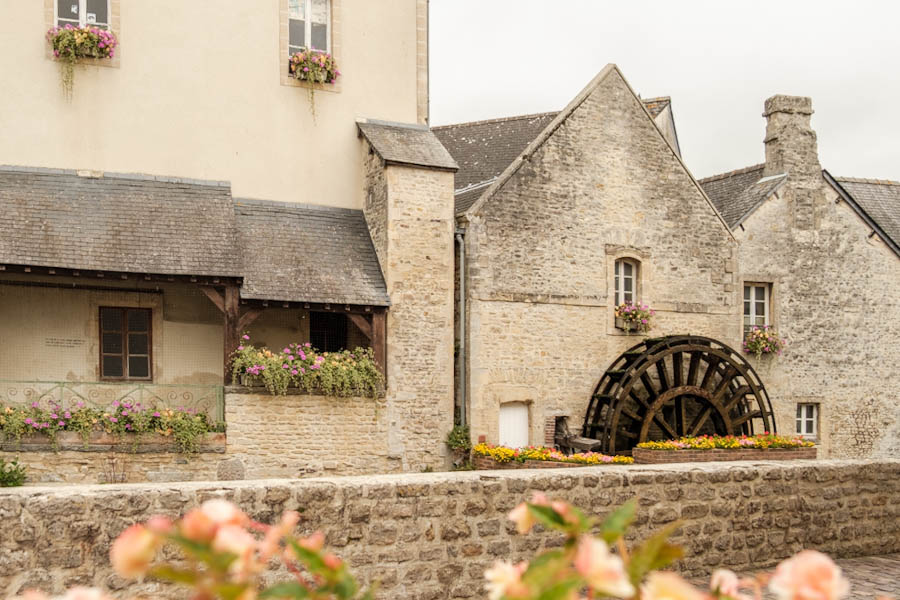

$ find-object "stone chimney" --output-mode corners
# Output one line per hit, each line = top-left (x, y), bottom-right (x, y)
(762, 95), (821, 182)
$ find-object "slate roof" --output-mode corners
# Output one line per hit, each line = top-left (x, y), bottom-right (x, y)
(0, 166), (240, 276)
(833, 177), (900, 250)
(433, 98), (678, 215)
(357, 120), (458, 172)
(234, 199), (389, 306)
(698, 164), (788, 228)
(642, 96), (670, 118)
(0, 166), (389, 306)
(432, 112), (558, 213)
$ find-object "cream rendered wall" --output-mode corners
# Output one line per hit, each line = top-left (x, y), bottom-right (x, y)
(0, 0), (423, 208)
(0, 277), (222, 384)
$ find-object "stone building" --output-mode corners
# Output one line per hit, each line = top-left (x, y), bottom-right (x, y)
(436, 69), (899, 460)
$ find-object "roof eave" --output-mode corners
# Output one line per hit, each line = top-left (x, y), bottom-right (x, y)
(824, 170), (900, 259)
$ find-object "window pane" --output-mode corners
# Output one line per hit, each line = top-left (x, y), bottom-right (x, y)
(614, 261), (619, 277)
(805, 420), (813, 434)
(624, 278), (632, 294)
(743, 301), (751, 316)
(58, 0), (80, 21)
(128, 356), (149, 378)
(102, 332), (122, 354)
(806, 405), (814, 419)
(289, 0), (304, 18)
(623, 262), (633, 277)
(100, 307), (123, 331)
(127, 310), (149, 332)
(311, 23), (327, 51)
(129, 333), (149, 355)
(289, 18), (306, 49)
(756, 301), (765, 316)
(624, 291), (633, 304)
(103, 355), (123, 378)
(743, 286), (750, 301)
(85, 0), (108, 25)
(311, 0), (328, 23)
(796, 405), (802, 418)
(796, 420), (802, 434)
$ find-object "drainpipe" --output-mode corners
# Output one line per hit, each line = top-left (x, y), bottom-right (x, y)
(455, 229), (466, 426)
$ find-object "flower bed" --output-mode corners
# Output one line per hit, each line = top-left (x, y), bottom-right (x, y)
(0, 400), (220, 453)
(633, 433), (816, 463)
(472, 443), (633, 470)
(1, 431), (225, 454)
(231, 337), (383, 397)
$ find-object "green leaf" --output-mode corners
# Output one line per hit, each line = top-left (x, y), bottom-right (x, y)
(527, 503), (567, 531)
(215, 583), (253, 600)
(536, 577), (582, 600)
(627, 521), (684, 587)
(288, 540), (328, 574)
(148, 565), (198, 585)
(598, 499), (637, 544)
(260, 582), (311, 599)
(169, 534), (237, 573)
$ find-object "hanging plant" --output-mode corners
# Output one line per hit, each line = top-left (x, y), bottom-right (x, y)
(742, 325), (785, 358)
(289, 49), (340, 119)
(614, 302), (655, 333)
(46, 25), (118, 100)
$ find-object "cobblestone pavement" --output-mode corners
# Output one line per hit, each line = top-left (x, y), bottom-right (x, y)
(693, 554), (900, 598)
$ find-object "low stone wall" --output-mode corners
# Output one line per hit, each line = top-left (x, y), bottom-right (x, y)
(0, 391), (398, 484)
(1, 459), (897, 599)
(633, 447), (817, 464)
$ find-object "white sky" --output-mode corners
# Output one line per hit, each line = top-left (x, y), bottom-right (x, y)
(429, 0), (900, 180)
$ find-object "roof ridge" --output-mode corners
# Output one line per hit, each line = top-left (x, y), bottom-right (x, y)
(697, 163), (765, 184)
(233, 197), (362, 215)
(432, 111), (558, 131)
(834, 176), (900, 186)
(0, 164), (231, 188)
(641, 96), (671, 103)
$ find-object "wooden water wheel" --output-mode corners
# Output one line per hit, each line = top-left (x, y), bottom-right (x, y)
(580, 335), (776, 454)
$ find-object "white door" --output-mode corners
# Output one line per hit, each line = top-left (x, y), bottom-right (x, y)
(499, 403), (529, 448)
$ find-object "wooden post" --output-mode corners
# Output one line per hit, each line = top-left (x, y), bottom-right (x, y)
(371, 309), (387, 379)
(223, 285), (241, 385)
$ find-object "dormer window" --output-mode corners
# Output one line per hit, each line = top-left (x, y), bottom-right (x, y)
(289, 0), (331, 55)
(614, 258), (639, 305)
(56, 0), (110, 29)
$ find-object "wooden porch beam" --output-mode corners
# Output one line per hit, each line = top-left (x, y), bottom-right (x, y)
(199, 286), (225, 313)
(223, 285), (241, 385)
(237, 307), (263, 332)
(347, 313), (373, 340)
(371, 309), (387, 377)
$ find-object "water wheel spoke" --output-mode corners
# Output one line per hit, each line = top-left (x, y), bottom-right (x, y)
(629, 390), (650, 410)
(712, 366), (738, 401)
(673, 352), (683, 387)
(653, 413), (678, 439)
(621, 406), (641, 422)
(724, 385), (751, 411)
(732, 410), (762, 427)
(687, 405), (712, 436)
(700, 356), (721, 390)
(656, 358), (670, 392)
(640, 373), (658, 401)
(687, 352), (701, 386)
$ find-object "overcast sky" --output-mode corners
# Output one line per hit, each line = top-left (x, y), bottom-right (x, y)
(429, 0), (900, 180)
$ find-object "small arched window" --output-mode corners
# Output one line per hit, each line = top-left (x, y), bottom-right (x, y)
(614, 258), (639, 306)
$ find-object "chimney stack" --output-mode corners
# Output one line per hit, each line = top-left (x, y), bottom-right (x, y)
(762, 95), (820, 182)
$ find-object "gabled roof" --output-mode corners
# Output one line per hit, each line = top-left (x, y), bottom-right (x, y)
(830, 175), (900, 255)
(0, 165), (240, 277)
(433, 88), (688, 215)
(434, 64), (732, 235)
(698, 164), (788, 228)
(698, 163), (900, 259)
(357, 120), (458, 172)
(235, 199), (389, 306)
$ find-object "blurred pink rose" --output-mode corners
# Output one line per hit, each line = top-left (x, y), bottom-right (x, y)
(573, 536), (635, 598)
(109, 524), (160, 577)
(642, 572), (706, 600)
(484, 560), (528, 600)
(769, 550), (850, 600)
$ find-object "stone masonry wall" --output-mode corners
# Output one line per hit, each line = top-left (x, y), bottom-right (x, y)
(463, 67), (739, 445)
(1, 459), (897, 599)
(737, 182), (900, 459)
(380, 164), (456, 470)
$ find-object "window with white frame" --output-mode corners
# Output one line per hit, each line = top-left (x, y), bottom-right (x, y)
(743, 283), (770, 334)
(796, 403), (818, 438)
(56, 0), (110, 29)
(289, 0), (331, 55)
(614, 258), (639, 306)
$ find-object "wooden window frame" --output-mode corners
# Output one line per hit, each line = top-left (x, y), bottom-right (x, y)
(743, 283), (771, 335)
(795, 403), (818, 439)
(99, 306), (153, 381)
(55, 0), (111, 28)
(280, 0), (341, 90)
(288, 0), (332, 56)
(614, 258), (639, 306)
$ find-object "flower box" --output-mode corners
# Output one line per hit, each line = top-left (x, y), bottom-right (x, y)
(472, 455), (614, 470)
(632, 446), (816, 464)
(0, 431), (225, 454)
